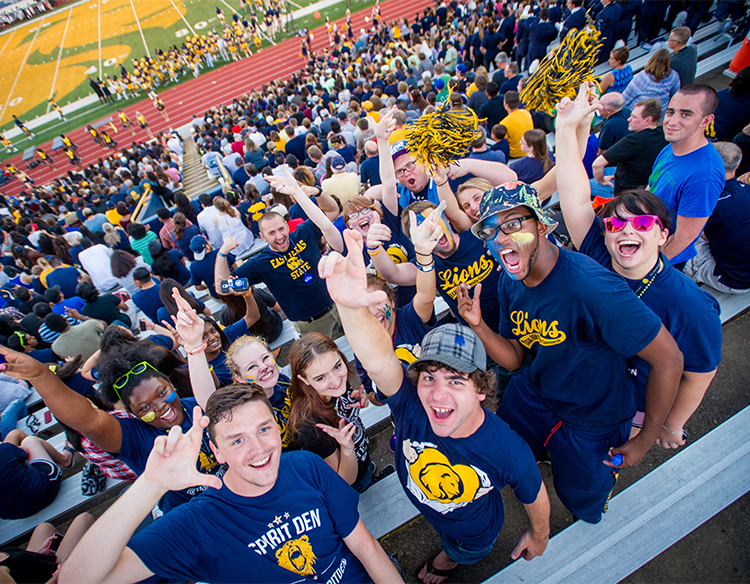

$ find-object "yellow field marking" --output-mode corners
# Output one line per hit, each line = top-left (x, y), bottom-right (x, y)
(0, 15), (47, 125)
(49, 7), (75, 111)
(128, 0), (150, 57)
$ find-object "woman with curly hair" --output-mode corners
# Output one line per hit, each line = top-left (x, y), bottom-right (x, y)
(0, 343), (220, 513)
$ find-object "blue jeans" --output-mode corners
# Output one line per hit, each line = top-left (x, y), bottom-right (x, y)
(0, 399), (27, 440)
(498, 383), (630, 524)
(351, 456), (374, 493)
(440, 532), (496, 565)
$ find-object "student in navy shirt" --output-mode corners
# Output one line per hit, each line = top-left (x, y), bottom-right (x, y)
(45, 286), (85, 316)
(456, 177), (683, 524)
(60, 386), (402, 584)
(555, 87), (721, 448)
(683, 142), (750, 294)
(319, 230), (550, 581)
(217, 171), (344, 337)
(45, 257), (79, 298)
(343, 196), (416, 307)
(132, 268), (164, 324)
(188, 235), (236, 300)
(0, 346), (224, 515)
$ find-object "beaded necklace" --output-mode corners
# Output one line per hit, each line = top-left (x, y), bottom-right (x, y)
(634, 257), (662, 299)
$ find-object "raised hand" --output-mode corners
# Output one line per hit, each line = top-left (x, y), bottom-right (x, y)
(0, 345), (52, 383)
(170, 287), (204, 350)
(365, 223), (392, 249)
(446, 160), (470, 180)
(316, 418), (356, 453)
(219, 237), (239, 255)
(555, 82), (601, 130)
(347, 387), (370, 410)
(142, 406), (223, 492)
(409, 200), (447, 256)
(319, 230), (388, 310)
(457, 283), (483, 328)
(373, 105), (398, 140)
(266, 166), (303, 197)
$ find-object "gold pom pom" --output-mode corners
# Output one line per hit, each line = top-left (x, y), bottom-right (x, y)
(520, 26), (603, 113)
(405, 91), (480, 169)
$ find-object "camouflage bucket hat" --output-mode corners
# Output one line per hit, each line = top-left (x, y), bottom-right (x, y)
(470, 182), (558, 239)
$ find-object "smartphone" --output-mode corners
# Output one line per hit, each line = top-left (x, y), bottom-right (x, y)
(0, 354), (5, 365)
(44, 410), (52, 424)
(220, 278), (250, 294)
(138, 319), (147, 332)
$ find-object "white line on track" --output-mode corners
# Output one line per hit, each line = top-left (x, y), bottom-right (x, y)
(287, 0), (303, 8)
(48, 7), (74, 112)
(0, 15), (47, 125)
(97, 0), (102, 77)
(128, 0), (150, 58)
(168, 0), (196, 35)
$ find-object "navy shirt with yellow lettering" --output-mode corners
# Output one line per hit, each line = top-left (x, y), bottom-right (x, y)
(434, 233), (500, 331)
(498, 248), (662, 429)
(128, 451), (370, 583)
(232, 220), (332, 322)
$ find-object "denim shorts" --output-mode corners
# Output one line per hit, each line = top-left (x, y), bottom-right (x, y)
(440, 532), (496, 565)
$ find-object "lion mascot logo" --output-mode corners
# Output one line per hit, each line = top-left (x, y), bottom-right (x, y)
(275, 536), (317, 577)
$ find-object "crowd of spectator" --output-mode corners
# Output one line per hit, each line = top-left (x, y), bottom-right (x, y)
(0, 0), (749, 582)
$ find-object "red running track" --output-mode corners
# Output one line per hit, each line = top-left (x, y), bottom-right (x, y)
(2, 0), (433, 198)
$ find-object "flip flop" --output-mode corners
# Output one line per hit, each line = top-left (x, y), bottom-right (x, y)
(62, 445), (77, 469)
(419, 554), (457, 584)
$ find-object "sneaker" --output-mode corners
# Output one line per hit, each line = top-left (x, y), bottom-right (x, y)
(371, 464), (395, 485)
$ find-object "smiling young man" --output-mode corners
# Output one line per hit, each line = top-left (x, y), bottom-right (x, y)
(60, 385), (402, 584)
(648, 84), (725, 267)
(320, 229), (550, 584)
(215, 169), (344, 337)
(456, 181), (683, 524)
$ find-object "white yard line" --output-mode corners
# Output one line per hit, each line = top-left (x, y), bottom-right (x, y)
(48, 7), (74, 112)
(0, 15), (46, 124)
(168, 0), (195, 35)
(287, 0), (303, 8)
(0, 28), (15, 58)
(97, 0), (102, 77)
(128, 0), (150, 58)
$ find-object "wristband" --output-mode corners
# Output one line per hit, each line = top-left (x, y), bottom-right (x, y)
(435, 180), (448, 187)
(367, 246), (383, 257)
(218, 252), (229, 257)
(416, 262), (435, 272)
(185, 342), (207, 355)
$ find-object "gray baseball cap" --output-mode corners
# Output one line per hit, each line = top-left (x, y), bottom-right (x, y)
(408, 324), (486, 373)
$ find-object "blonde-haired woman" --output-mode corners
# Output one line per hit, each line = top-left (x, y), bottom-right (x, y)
(622, 48), (680, 118)
(211, 197), (254, 256)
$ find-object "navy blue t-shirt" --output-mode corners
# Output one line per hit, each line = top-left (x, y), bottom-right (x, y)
(133, 283), (164, 324)
(580, 219), (722, 409)
(207, 318), (249, 386)
(128, 451), (370, 584)
(233, 220), (332, 322)
(704, 178), (750, 290)
(382, 367), (542, 548)
(190, 249), (236, 300)
(51, 296), (85, 315)
(46, 266), (80, 299)
(434, 233), (500, 332)
(116, 397), (224, 513)
(499, 248), (662, 429)
(598, 108), (631, 152)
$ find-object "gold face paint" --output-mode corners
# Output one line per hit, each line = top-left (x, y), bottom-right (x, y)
(509, 232), (535, 245)
(141, 412), (156, 423)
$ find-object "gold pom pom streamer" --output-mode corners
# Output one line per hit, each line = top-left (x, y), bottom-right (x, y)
(405, 91), (480, 169)
(520, 25), (602, 114)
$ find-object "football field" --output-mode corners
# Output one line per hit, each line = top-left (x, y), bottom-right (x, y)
(0, 0), (319, 131)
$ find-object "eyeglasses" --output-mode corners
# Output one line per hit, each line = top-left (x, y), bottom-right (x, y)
(603, 215), (663, 233)
(348, 208), (374, 221)
(394, 161), (417, 178)
(113, 361), (159, 400)
(476, 215), (535, 241)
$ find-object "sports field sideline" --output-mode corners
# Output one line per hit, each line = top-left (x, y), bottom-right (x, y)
(0, 0), (330, 130)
